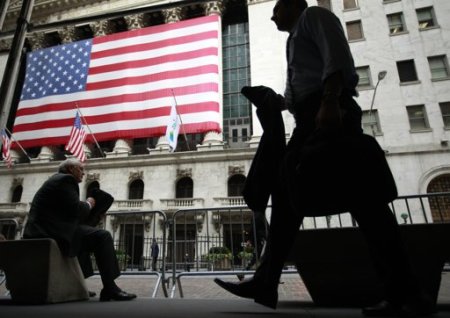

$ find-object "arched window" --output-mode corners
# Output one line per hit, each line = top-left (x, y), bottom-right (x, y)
(427, 174), (450, 222)
(86, 181), (100, 198)
(228, 174), (246, 197)
(176, 177), (193, 198)
(11, 185), (23, 203)
(129, 179), (144, 200)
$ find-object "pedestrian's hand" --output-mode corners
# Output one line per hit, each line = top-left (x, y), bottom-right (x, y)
(316, 96), (342, 130)
(86, 197), (96, 209)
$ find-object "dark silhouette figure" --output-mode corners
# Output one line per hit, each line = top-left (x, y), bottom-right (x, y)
(214, 1), (434, 317)
(151, 239), (159, 271)
(23, 158), (136, 302)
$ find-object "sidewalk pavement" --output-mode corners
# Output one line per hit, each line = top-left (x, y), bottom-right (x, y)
(85, 271), (450, 302)
(1, 272), (450, 318)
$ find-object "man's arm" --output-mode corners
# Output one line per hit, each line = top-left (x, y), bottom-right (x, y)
(316, 71), (343, 130)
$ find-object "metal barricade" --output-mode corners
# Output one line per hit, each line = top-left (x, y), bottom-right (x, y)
(102, 210), (168, 298)
(167, 192), (450, 298)
(0, 218), (19, 293)
(168, 207), (269, 298)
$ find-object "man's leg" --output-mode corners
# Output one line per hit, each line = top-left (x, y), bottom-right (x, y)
(350, 204), (434, 316)
(215, 151), (303, 308)
(79, 226), (136, 301)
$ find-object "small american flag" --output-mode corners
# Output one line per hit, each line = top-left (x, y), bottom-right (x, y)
(65, 112), (87, 162)
(1, 129), (13, 168)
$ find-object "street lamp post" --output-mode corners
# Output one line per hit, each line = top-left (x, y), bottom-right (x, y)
(368, 70), (387, 136)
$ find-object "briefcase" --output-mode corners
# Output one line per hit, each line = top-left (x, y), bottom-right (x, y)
(293, 131), (397, 216)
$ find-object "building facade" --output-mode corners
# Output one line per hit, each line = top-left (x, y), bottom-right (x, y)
(0, 0), (449, 265)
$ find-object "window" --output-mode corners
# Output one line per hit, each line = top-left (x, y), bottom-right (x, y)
(407, 105), (430, 131)
(416, 7), (437, 30)
(356, 66), (371, 88)
(317, 0), (332, 11)
(222, 22), (251, 145)
(228, 174), (246, 197)
(396, 60), (418, 83)
(343, 0), (358, 10)
(232, 128), (238, 142)
(11, 185), (23, 203)
(129, 179), (144, 200)
(428, 56), (449, 80)
(387, 13), (406, 34)
(362, 110), (382, 135)
(176, 177), (193, 198)
(346, 20), (364, 41)
(440, 102), (450, 128)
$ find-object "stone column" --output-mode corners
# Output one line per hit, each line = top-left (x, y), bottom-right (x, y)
(0, 38), (12, 51)
(27, 32), (46, 50)
(31, 146), (58, 162)
(124, 13), (146, 30)
(197, 1), (226, 151)
(152, 7), (186, 154)
(57, 26), (76, 44)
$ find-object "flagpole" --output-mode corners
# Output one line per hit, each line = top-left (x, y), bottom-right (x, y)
(5, 127), (32, 161)
(171, 89), (190, 151)
(75, 104), (106, 158)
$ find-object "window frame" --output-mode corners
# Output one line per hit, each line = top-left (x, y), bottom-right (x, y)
(396, 59), (419, 84)
(406, 105), (431, 132)
(346, 20), (364, 42)
(427, 55), (450, 81)
(416, 7), (438, 30)
(343, 0), (359, 11)
(362, 110), (383, 136)
(355, 65), (372, 89)
(439, 102), (450, 129)
(387, 12), (407, 35)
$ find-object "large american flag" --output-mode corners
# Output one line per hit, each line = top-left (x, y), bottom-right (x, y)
(12, 15), (221, 148)
(65, 112), (87, 162)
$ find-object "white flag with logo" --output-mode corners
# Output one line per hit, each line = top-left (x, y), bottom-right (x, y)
(165, 97), (181, 152)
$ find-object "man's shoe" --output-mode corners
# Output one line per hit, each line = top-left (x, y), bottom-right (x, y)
(88, 291), (96, 297)
(214, 278), (278, 309)
(362, 300), (398, 317)
(99, 289), (137, 302)
(363, 299), (436, 317)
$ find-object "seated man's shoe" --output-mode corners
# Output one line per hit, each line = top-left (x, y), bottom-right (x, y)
(214, 277), (278, 309)
(99, 288), (137, 302)
(88, 291), (96, 298)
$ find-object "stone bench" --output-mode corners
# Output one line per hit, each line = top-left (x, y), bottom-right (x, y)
(0, 238), (89, 304)
(289, 223), (450, 307)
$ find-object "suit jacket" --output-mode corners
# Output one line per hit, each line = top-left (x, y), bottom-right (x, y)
(241, 86), (286, 212)
(23, 173), (91, 257)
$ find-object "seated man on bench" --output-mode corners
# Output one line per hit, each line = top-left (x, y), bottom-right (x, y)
(23, 158), (136, 302)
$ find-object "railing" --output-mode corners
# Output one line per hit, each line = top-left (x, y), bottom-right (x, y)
(0, 218), (19, 291)
(160, 198), (204, 208)
(5, 192), (442, 298)
(96, 192), (450, 298)
(103, 210), (168, 298)
(213, 197), (246, 206)
(112, 199), (153, 211)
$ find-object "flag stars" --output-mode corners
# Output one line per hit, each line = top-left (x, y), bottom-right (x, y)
(21, 39), (91, 100)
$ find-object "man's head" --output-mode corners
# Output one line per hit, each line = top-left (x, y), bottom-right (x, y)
(271, 0), (308, 32)
(59, 158), (85, 183)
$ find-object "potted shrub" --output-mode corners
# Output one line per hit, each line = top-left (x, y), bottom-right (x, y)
(204, 246), (232, 270)
(115, 250), (131, 271)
